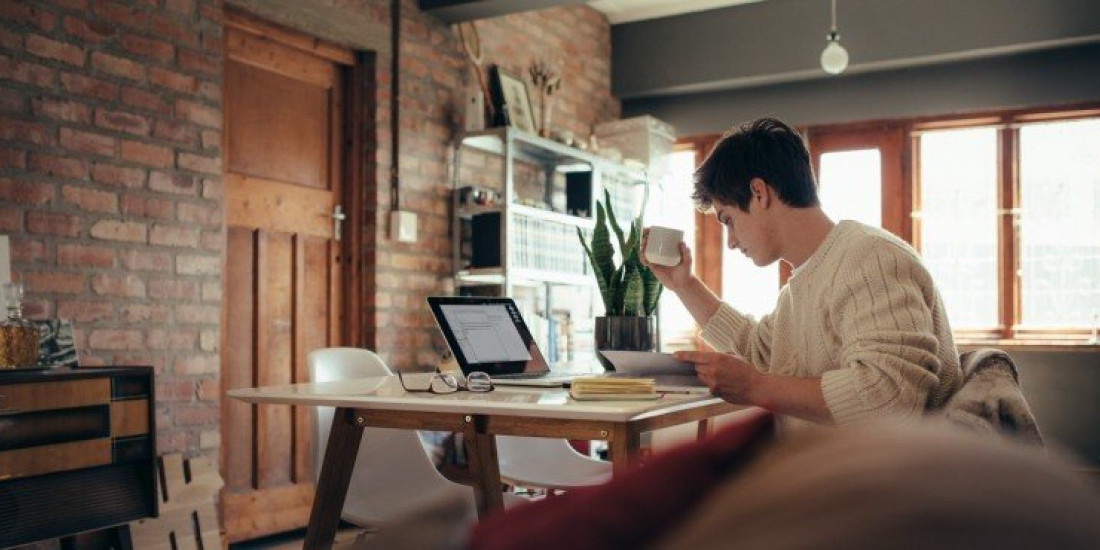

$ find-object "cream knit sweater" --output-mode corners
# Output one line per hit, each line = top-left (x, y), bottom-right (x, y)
(701, 220), (962, 426)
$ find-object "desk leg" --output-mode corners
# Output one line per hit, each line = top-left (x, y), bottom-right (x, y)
(304, 407), (365, 550)
(607, 424), (641, 476)
(697, 418), (711, 440)
(463, 416), (504, 517)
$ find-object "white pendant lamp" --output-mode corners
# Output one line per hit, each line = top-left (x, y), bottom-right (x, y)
(820, 0), (849, 74)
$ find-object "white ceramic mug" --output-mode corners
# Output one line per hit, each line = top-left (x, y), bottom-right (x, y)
(645, 226), (684, 267)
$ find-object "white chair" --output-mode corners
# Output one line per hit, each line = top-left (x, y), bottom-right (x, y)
(495, 436), (612, 490)
(308, 347), (480, 527)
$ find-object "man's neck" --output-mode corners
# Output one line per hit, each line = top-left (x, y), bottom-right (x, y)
(777, 206), (836, 269)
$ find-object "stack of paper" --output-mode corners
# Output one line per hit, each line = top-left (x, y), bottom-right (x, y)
(569, 377), (658, 401)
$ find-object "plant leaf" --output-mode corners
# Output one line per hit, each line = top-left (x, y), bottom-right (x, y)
(641, 263), (662, 316)
(604, 188), (628, 255)
(622, 264), (644, 316)
(577, 227), (612, 312)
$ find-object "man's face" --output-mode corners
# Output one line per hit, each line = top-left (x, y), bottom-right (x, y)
(714, 195), (776, 267)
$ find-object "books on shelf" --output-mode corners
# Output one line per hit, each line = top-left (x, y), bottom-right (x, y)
(569, 376), (658, 401)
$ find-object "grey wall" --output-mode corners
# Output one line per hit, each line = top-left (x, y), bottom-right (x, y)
(623, 41), (1100, 135)
(1012, 350), (1100, 467)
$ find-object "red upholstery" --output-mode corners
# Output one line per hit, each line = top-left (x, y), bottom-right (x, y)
(468, 408), (775, 550)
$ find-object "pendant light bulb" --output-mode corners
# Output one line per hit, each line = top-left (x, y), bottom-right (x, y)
(821, 31), (848, 74)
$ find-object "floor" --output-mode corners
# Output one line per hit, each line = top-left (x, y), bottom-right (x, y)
(229, 527), (365, 549)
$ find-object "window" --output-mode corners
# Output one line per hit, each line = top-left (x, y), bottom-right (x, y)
(646, 149), (699, 350)
(818, 149), (883, 227)
(1018, 119), (1100, 328)
(917, 127), (1000, 328)
(914, 112), (1100, 341)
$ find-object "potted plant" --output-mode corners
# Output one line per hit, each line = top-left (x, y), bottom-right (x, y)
(577, 189), (662, 369)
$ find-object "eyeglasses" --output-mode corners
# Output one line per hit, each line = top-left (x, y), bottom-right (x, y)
(397, 371), (494, 394)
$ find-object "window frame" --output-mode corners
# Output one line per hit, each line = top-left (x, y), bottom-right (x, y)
(682, 102), (1100, 349)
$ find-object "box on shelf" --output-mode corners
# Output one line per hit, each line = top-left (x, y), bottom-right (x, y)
(594, 115), (676, 166)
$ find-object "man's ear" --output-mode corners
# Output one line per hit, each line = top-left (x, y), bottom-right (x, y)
(750, 178), (771, 207)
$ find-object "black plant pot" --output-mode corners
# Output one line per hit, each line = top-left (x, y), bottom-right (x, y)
(595, 315), (656, 370)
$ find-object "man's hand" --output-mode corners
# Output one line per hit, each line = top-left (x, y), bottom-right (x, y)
(674, 350), (763, 405)
(641, 227), (695, 292)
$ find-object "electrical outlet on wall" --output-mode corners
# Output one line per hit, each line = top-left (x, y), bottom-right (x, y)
(389, 210), (417, 243)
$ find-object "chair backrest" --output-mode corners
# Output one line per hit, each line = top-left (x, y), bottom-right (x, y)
(307, 347), (472, 526)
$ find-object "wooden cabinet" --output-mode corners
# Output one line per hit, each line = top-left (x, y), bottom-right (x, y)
(0, 367), (156, 548)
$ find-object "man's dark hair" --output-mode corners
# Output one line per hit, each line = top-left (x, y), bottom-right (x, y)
(693, 117), (819, 212)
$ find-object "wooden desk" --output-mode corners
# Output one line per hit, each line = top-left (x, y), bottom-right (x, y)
(230, 376), (736, 550)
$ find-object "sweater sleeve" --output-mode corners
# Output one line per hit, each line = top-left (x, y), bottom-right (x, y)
(820, 241), (943, 424)
(700, 302), (774, 371)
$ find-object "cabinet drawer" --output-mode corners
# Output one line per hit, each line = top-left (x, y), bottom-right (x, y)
(0, 405), (110, 451)
(0, 378), (110, 413)
(0, 438), (112, 479)
(111, 399), (150, 437)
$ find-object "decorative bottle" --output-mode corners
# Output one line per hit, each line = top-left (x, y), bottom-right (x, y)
(0, 283), (39, 369)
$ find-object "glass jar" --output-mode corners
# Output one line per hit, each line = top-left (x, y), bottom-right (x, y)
(0, 283), (39, 369)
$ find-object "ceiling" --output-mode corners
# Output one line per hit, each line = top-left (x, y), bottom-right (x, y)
(587, 0), (763, 24)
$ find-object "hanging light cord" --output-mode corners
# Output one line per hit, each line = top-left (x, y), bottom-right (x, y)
(830, 0), (838, 33)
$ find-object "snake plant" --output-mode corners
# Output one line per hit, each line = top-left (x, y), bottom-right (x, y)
(577, 189), (662, 316)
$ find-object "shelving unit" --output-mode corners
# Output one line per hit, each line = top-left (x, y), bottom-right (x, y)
(451, 126), (647, 365)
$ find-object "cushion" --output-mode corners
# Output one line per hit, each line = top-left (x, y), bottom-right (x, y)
(468, 407), (775, 550)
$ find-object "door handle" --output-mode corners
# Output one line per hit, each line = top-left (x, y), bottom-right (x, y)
(330, 204), (347, 241)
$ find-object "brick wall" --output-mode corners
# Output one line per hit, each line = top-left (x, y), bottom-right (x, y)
(0, 0), (224, 456)
(1, 0), (618, 463)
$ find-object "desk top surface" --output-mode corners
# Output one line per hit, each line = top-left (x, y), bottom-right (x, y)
(228, 375), (726, 422)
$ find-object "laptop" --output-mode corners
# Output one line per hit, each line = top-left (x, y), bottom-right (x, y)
(427, 296), (709, 393)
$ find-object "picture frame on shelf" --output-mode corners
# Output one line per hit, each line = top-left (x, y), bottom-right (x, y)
(488, 65), (537, 134)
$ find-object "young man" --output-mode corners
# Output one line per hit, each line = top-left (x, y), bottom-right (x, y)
(643, 117), (962, 429)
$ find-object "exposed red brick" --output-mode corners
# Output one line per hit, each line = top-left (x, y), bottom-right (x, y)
(28, 152), (88, 179)
(60, 72), (118, 101)
(0, 116), (51, 145)
(32, 96), (92, 123)
(201, 282), (221, 303)
(60, 127), (116, 157)
(164, 0), (196, 16)
(0, 148), (26, 170)
(177, 201), (219, 227)
(199, 129), (220, 150)
(25, 34), (85, 66)
(174, 354), (218, 375)
(120, 139), (173, 168)
(153, 119), (198, 145)
(120, 87), (170, 114)
(61, 16), (117, 44)
(88, 329), (144, 350)
(24, 271), (85, 294)
(57, 300), (116, 322)
(201, 177), (223, 200)
(91, 162), (146, 188)
(177, 48), (219, 76)
(61, 184), (118, 213)
(119, 303), (171, 323)
(57, 243), (116, 268)
(149, 170), (198, 195)
(177, 152), (219, 174)
(91, 272), (146, 297)
(150, 67), (197, 93)
(27, 211), (82, 237)
(197, 377), (218, 400)
(175, 304), (218, 325)
(90, 51), (146, 82)
(199, 229), (222, 251)
(150, 224), (199, 247)
(147, 278), (197, 300)
(149, 13), (199, 47)
(197, 80), (220, 102)
(119, 249), (172, 272)
(176, 254), (218, 275)
(159, 379), (197, 403)
(90, 1), (148, 30)
(10, 237), (48, 263)
(94, 108), (150, 136)
(120, 34), (175, 63)
(0, 206), (22, 232)
(90, 219), (147, 243)
(174, 404), (219, 426)
(120, 195), (174, 220)
(0, 2), (57, 32)
(0, 54), (57, 88)
(174, 99), (220, 129)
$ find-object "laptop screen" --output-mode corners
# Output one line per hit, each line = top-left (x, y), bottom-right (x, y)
(427, 296), (550, 377)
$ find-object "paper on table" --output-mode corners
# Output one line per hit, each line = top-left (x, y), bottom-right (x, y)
(599, 350), (695, 375)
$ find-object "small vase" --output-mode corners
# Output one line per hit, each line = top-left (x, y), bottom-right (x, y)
(539, 94), (554, 138)
(594, 315), (656, 370)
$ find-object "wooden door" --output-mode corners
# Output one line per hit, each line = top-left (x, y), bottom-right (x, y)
(220, 11), (355, 542)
